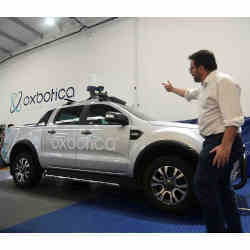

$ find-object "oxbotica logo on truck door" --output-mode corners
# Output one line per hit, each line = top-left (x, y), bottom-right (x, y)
(10, 87), (75, 114)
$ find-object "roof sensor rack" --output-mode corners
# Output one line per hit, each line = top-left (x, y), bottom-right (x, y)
(63, 98), (76, 105)
(86, 85), (126, 105)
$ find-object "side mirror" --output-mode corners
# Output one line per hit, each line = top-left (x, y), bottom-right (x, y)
(105, 112), (129, 126)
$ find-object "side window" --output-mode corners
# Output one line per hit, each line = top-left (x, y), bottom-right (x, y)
(84, 104), (122, 125)
(54, 106), (84, 125)
(38, 109), (55, 126)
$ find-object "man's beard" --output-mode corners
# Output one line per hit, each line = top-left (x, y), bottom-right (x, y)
(193, 73), (201, 82)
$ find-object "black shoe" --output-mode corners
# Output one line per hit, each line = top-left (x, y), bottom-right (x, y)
(225, 228), (243, 233)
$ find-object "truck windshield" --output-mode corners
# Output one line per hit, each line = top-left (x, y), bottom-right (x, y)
(37, 109), (55, 125)
(118, 105), (156, 121)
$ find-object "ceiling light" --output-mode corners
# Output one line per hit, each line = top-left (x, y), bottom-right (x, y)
(45, 17), (56, 26)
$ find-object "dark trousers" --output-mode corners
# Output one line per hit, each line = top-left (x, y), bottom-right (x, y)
(193, 133), (243, 233)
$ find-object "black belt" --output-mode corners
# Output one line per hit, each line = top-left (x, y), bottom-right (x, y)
(203, 132), (224, 140)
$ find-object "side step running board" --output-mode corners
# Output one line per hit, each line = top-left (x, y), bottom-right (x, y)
(45, 174), (120, 186)
(43, 168), (136, 187)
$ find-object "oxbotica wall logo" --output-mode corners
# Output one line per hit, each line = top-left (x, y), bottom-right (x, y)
(10, 86), (75, 114)
(10, 91), (23, 113)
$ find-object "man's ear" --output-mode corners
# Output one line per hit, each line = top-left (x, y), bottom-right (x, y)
(199, 65), (206, 73)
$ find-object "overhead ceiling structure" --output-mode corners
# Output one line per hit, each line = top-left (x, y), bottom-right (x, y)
(0, 17), (118, 64)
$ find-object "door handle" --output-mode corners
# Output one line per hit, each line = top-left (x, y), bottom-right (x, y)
(81, 130), (92, 135)
(48, 130), (56, 134)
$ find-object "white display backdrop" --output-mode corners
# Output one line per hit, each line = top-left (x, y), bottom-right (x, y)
(0, 17), (250, 125)
(0, 18), (136, 125)
(136, 18), (250, 121)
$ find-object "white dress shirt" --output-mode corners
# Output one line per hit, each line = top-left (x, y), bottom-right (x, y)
(184, 70), (244, 137)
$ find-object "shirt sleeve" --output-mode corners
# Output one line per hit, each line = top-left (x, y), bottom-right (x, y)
(184, 87), (201, 102)
(218, 78), (244, 128)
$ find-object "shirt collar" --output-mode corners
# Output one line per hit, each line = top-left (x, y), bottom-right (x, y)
(202, 70), (217, 87)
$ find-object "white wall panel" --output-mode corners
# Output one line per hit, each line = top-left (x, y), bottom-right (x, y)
(0, 18), (250, 125)
(137, 18), (250, 121)
(0, 18), (136, 125)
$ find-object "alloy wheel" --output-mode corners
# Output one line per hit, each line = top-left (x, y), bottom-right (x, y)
(150, 165), (188, 206)
(15, 157), (31, 184)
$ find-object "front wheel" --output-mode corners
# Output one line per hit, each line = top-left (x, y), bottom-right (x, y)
(11, 152), (42, 188)
(143, 155), (196, 213)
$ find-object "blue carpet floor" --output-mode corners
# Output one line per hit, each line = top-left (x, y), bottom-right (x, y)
(1, 180), (250, 233)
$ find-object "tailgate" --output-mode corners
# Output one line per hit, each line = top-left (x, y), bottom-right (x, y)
(1, 127), (20, 164)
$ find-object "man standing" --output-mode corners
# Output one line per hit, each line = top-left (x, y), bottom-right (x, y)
(162, 50), (244, 233)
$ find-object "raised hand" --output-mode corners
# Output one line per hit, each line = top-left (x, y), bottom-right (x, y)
(162, 81), (174, 92)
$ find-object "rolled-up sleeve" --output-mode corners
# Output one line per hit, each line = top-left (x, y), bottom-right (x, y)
(184, 87), (201, 102)
(218, 79), (244, 128)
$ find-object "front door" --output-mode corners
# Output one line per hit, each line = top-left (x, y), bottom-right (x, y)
(76, 104), (130, 173)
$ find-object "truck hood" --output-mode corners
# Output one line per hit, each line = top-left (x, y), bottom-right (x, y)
(149, 121), (199, 130)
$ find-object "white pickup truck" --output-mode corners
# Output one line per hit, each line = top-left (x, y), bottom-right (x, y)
(1, 86), (247, 213)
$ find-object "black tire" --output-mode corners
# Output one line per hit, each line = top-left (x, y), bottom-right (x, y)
(11, 152), (42, 188)
(118, 181), (142, 192)
(143, 155), (196, 213)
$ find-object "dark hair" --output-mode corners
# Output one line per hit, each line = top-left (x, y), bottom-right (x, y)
(188, 50), (217, 72)
(8, 124), (14, 128)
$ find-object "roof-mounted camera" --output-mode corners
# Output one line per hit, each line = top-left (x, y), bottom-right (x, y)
(87, 85), (105, 98)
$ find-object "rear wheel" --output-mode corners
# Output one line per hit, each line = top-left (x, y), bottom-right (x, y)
(143, 155), (196, 213)
(12, 152), (42, 188)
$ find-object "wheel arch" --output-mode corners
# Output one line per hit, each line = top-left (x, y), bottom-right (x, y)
(133, 140), (199, 185)
(9, 140), (41, 175)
